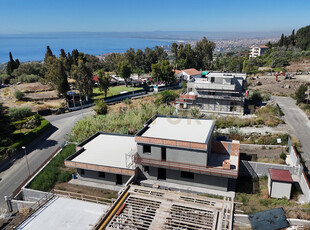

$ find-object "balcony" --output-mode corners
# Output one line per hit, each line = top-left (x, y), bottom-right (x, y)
(188, 82), (236, 91)
(134, 153), (238, 178)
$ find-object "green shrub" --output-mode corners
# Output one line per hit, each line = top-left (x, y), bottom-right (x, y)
(262, 93), (271, 101)
(14, 90), (24, 100)
(189, 107), (201, 118)
(57, 170), (73, 183)
(249, 91), (262, 105)
(280, 152), (287, 160)
(259, 199), (271, 207)
(295, 84), (308, 104)
(8, 107), (32, 121)
(94, 100), (108, 115)
(25, 114), (41, 129)
(160, 90), (177, 104)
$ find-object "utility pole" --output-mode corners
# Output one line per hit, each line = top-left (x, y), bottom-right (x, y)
(21, 146), (31, 178)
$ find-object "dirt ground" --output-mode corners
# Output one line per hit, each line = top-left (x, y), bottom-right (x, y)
(0, 82), (65, 111)
(249, 74), (310, 96)
(53, 182), (117, 200)
(240, 145), (285, 164)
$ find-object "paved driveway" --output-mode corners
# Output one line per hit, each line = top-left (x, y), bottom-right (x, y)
(273, 96), (310, 171)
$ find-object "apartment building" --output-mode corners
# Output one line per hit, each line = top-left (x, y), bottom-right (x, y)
(175, 72), (247, 115)
(249, 44), (268, 58)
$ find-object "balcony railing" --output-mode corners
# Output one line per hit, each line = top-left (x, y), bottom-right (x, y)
(188, 82), (236, 91)
(134, 154), (238, 178)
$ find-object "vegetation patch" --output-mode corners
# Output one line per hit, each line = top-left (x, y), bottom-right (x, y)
(28, 144), (76, 192)
(235, 176), (309, 219)
(92, 86), (143, 100)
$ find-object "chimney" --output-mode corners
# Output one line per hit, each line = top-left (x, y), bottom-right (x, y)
(222, 160), (231, 170)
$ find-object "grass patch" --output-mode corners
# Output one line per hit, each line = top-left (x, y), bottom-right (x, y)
(92, 86), (143, 100)
(28, 144), (76, 192)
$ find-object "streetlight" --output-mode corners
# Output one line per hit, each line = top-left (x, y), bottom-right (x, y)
(21, 146), (31, 178)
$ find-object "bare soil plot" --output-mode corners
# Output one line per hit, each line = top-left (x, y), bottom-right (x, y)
(0, 83), (64, 111)
(249, 75), (310, 96)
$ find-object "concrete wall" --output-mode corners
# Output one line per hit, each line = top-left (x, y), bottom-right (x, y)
(137, 144), (208, 166)
(241, 161), (296, 177)
(77, 168), (130, 186)
(138, 165), (228, 191)
(270, 181), (292, 199)
(21, 188), (52, 202)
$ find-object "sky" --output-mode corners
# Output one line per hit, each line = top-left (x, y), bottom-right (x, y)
(0, 0), (309, 34)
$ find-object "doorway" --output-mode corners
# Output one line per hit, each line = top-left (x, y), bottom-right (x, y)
(158, 168), (166, 180)
(116, 174), (122, 185)
(161, 147), (166, 161)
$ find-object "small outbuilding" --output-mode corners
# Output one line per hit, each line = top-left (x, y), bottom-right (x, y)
(268, 169), (293, 199)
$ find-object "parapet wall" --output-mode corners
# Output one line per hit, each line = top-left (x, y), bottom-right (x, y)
(211, 141), (240, 156)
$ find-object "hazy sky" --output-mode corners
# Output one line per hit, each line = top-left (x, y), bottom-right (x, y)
(0, 0), (309, 34)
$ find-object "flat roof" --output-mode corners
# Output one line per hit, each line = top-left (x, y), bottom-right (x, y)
(141, 117), (215, 143)
(269, 169), (293, 183)
(72, 134), (136, 169)
(16, 197), (108, 230)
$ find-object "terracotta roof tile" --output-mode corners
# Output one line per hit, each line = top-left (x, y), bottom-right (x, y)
(182, 68), (201, 76)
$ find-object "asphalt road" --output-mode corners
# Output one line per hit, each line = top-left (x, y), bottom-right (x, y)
(273, 96), (310, 171)
(0, 108), (94, 211)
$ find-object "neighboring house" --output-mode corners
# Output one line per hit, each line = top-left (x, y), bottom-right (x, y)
(268, 169), (293, 199)
(110, 75), (125, 85)
(249, 45), (268, 58)
(134, 115), (240, 192)
(179, 68), (201, 81)
(175, 72), (247, 115)
(65, 133), (137, 187)
(65, 115), (240, 192)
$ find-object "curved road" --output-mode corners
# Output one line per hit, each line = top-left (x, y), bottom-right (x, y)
(273, 96), (310, 172)
(0, 108), (94, 210)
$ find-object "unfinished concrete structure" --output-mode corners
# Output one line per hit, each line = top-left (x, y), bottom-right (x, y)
(99, 185), (234, 230)
(65, 133), (136, 187)
(175, 72), (247, 115)
(135, 115), (240, 192)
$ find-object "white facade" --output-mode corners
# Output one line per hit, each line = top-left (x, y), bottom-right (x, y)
(268, 174), (292, 199)
(249, 45), (268, 58)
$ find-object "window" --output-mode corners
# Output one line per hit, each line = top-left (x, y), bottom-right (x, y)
(98, 172), (105, 178)
(181, 171), (194, 179)
(80, 169), (85, 175)
(161, 147), (166, 161)
(143, 166), (149, 173)
(143, 145), (151, 153)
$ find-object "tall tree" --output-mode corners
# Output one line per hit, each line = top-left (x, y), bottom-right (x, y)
(72, 62), (93, 101)
(171, 42), (178, 68)
(44, 58), (69, 96)
(97, 70), (111, 97)
(296, 25), (310, 51)
(6, 52), (19, 76)
(194, 37), (215, 70)
(44, 46), (54, 63)
(290, 29), (296, 46)
(279, 34), (285, 47)
(117, 61), (132, 87)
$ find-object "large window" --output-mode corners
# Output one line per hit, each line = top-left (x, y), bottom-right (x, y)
(143, 145), (151, 153)
(80, 169), (85, 175)
(143, 166), (149, 173)
(181, 171), (194, 179)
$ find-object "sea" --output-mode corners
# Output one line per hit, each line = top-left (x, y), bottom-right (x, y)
(0, 33), (173, 63)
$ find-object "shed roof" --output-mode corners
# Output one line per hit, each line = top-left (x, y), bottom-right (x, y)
(269, 169), (293, 183)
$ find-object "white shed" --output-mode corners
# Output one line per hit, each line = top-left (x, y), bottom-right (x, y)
(268, 169), (293, 199)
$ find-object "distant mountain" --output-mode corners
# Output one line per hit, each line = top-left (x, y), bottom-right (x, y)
(0, 31), (286, 40)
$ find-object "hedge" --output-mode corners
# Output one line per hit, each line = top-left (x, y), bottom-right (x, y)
(9, 118), (51, 150)
(28, 144), (76, 192)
